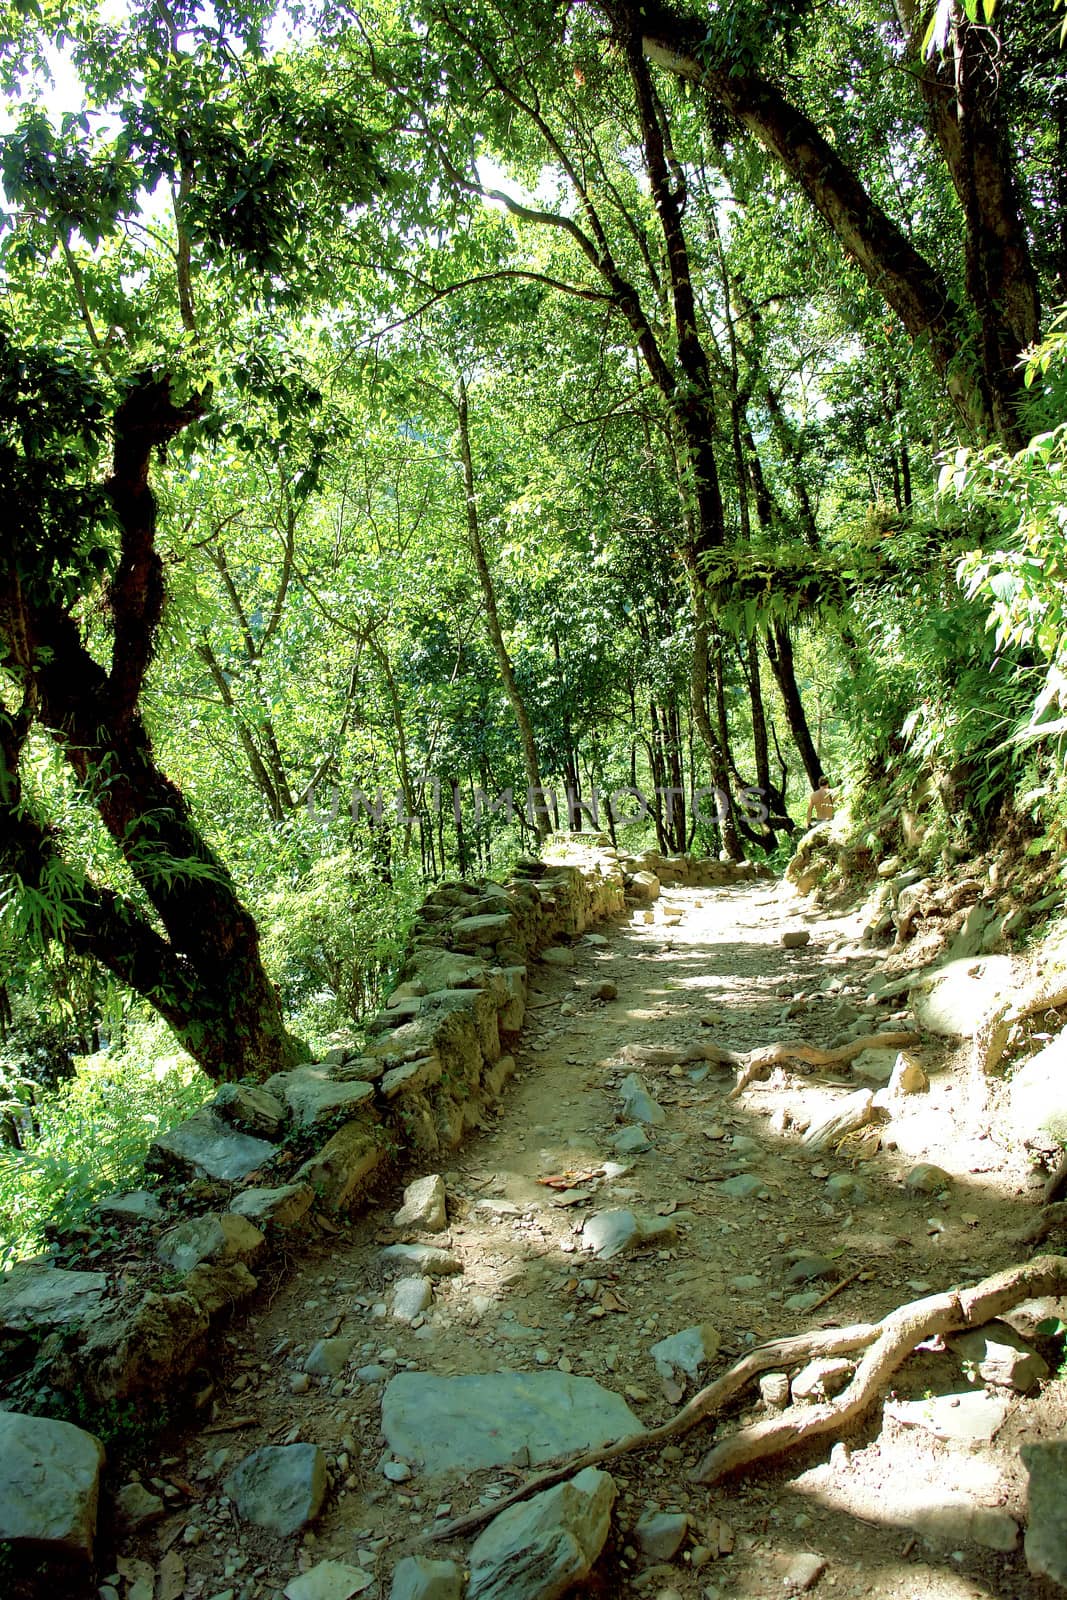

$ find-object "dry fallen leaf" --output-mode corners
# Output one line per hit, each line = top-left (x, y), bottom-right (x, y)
(164, 1473), (199, 1499)
(116, 1555), (155, 1588)
(538, 1167), (605, 1189)
(157, 1549), (186, 1600)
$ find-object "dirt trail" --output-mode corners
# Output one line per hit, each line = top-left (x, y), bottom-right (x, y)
(113, 881), (1067, 1600)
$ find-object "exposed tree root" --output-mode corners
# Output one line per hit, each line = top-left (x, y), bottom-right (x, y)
(425, 1255), (1067, 1544)
(728, 1030), (920, 1098)
(974, 973), (1067, 1077)
(694, 1253), (1067, 1481)
(1045, 1151), (1067, 1205)
(1014, 1200), (1067, 1246)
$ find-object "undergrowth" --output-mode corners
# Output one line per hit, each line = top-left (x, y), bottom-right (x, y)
(0, 1025), (210, 1266)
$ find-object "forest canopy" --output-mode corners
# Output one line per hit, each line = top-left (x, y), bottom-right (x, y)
(0, 0), (1065, 1233)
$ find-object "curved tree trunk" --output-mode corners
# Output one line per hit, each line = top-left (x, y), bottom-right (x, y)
(1, 371), (302, 1083)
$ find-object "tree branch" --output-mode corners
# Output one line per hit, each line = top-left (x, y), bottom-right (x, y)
(106, 374), (204, 724)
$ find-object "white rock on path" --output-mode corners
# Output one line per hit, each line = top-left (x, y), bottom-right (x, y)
(392, 1275), (433, 1324)
(0, 1410), (105, 1559)
(394, 1174), (447, 1232)
(888, 1051), (928, 1096)
(774, 1551), (827, 1592)
(634, 1509), (688, 1562)
(883, 1389), (1011, 1446)
(114, 1480), (164, 1531)
(380, 1243), (462, 1276)
(904, 1163), (952, 1195)
(466, 1466), (616, 1600)
(650, 1323), (720, 1380)
(612, 1125), (652, 1154)
(801, 1090), (875, 1151)
(582, 1207), (677, 1260)
(950, 1320), (1049, 1392)
(304, 1337), (353, 1377)
(284, 1561), (375, 1600)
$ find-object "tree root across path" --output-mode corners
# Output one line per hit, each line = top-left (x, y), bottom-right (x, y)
(728, 1030), (920, 1098)
(425, 1255), (1067, 1544)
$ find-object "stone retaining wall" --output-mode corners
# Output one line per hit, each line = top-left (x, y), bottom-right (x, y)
(0, 837), (764, 1558)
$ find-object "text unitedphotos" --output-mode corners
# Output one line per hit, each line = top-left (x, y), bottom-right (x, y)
(305, 782), (770, 828)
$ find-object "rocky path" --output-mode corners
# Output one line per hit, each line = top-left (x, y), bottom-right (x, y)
(107, 881), (1067, 1600)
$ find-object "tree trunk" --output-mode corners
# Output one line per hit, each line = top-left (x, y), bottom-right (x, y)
(688, 584), (743, 859)
(455, 377), (552, 842)
(1, 374), (304, 1082)
(897, 0), (1039, 448)
(765, 621), (823, 789)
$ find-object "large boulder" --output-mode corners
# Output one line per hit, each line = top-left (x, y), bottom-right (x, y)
(0, 1264), (107, 1335)
(230, 1183), (314, 1229)
(381, 1371), (642, 1475)
(1009, 1030), (1067, 1147)
(264, 1064), (376, 1129)
(295, 1118), (383, 1212)
(56, 1288), (210, 1404)
(451, 913), (515, 952)
(148, 1109), (277, 1182)
(0, 1411), (105, 1559)
(908, 956), (1015, 1038)
(156, 1211), (264, 1274)
(211, 1082), (287, 1138)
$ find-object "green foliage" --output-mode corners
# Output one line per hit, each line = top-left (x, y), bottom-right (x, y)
(701, 0), (815, 75)
(937, 312), (1067, 824)
(0, 1025), (208, 1262)
(0, 319), (111, 595)
(952, 313), (1067, 669)
(261, 850), (423, 1047)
